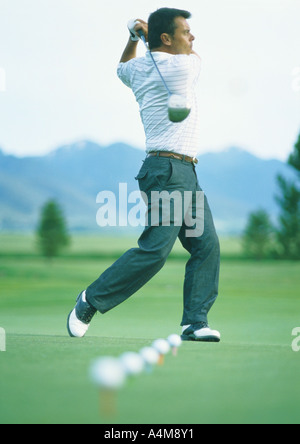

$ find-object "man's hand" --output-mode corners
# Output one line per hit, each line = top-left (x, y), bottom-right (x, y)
(120, 19), (148, 64)
(132, 19), (148, 42)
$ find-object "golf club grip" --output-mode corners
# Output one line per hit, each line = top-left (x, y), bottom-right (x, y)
(137, 29), (146, 43)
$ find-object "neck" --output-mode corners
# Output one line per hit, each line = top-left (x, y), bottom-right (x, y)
(150, 46), (175, 55)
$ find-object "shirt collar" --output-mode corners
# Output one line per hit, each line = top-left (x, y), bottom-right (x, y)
(145, 51), (174, 60)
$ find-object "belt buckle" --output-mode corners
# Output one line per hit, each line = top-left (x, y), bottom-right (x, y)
(192, 157), (198, 165)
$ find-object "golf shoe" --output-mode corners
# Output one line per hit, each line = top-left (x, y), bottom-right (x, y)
(181, 322), (221, 343)
(67, 291), (97, 338)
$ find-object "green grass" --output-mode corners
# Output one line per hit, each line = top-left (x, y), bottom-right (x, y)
(0, 234), (299, 424)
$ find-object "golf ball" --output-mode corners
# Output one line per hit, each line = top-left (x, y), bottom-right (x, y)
(167, 334), (182, 348)
(139, 347), (160, 366)
(152, 339), (171, 355)
(120, 352), (145, 376)
(89, 357), (126, 389)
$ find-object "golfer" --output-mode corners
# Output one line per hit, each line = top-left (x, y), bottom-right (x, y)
(67, 8), (221, 342)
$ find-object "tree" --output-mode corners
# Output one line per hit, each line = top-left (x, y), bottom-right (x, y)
(276, 176), (300, 259)
(242, 209), (274, 260)
(276, 131), (300, 259)
(288, 132), (300, 174)
(37, 200), (70, 259)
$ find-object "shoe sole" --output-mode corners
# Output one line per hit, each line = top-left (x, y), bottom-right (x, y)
(67, 292), (84, 338)
(181, 334), (221, 343)
(67, 310), (76, 338)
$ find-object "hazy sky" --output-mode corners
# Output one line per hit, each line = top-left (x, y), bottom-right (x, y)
(0, 0), (299, 160)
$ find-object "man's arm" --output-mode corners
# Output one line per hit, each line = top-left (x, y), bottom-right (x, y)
(119, 19), (148, 64)
(119, 38), (139, 63)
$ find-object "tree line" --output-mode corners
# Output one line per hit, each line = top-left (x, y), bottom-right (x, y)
(35, 131), (300, 261)
(243, 131), (300, 260)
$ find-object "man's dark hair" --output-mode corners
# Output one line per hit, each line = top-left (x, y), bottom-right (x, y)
(148, 8), (192, 50)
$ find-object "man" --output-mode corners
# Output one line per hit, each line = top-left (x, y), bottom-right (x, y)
(67, 8), (221, 342)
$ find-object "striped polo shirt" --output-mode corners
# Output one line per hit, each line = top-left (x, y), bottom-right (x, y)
(117, 52), (201, 157)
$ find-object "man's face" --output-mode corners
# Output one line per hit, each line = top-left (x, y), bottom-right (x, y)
(168, 17), (195, 55)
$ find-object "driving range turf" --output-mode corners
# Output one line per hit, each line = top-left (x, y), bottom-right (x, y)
(0, 234), (299, 424)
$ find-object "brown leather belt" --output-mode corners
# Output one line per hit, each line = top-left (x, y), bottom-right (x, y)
(148, 151), (198, 165)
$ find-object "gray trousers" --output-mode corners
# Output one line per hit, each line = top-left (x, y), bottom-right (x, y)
(86, 155), (220, 326)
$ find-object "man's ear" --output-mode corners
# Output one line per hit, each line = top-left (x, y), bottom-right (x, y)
(160, 33), (172, 46)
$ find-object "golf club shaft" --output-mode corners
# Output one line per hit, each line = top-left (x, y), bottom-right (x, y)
(138, 31), (172, 96)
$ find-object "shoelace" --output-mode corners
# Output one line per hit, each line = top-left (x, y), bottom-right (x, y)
(192, 322), (209, 330)
(79, 303), (96, 324)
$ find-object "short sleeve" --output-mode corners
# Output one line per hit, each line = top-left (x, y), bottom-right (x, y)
(117, 62), (133, 88)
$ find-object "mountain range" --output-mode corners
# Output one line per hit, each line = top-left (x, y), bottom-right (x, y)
(0, 141), (296, 234)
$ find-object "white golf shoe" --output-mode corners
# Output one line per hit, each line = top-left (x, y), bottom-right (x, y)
(67, 291), (97, 338)
(181, 322), (221, 343)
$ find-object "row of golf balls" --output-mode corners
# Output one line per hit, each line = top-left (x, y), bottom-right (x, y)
(90, 334), (182, 389)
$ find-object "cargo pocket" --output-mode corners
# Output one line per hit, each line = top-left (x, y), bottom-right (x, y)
(135, 158), (174, 193)
(135, 169), (148, 181)
(135, 168), (150, 194)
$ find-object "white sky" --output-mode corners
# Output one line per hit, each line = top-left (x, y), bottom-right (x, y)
(0, 0), (299, 160)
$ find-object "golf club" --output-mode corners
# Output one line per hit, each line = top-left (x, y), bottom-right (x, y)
(128, 20), (191, 123)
